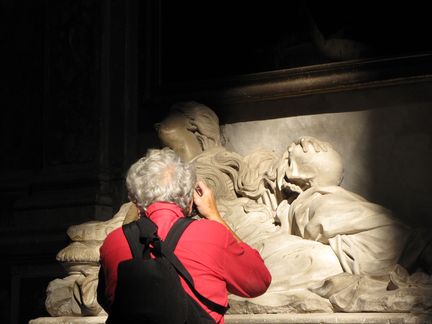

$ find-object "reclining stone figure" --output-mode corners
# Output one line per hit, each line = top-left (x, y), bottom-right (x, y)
(41, 101), (432, 318)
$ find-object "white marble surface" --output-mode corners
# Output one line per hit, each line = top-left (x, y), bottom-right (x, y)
(226, 313), (432, 323)
(29, 313), (432, 324)
(29, 316), (107, 324)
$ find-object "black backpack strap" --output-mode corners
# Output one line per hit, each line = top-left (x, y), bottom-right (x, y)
(164, 217), (195, 251)
(162, 218), (195, 284)
(123, 216), (159, 259)
(163, 218), (229, 315)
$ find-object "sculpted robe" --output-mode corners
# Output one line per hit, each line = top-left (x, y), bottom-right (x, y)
(287, 186), (411, 275)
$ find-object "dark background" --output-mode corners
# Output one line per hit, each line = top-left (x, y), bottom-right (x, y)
(1, 1), (431, 323)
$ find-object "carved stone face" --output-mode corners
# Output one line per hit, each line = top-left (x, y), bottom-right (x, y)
(283, 142), (344, 191)
(285, 143), (317, 190)
(157, 112), (203, 162)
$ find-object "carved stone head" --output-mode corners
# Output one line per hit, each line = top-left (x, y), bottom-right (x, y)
(278, 139), (344, 193)
(157, 101), (222, 161)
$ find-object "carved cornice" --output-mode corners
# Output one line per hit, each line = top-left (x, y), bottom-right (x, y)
(159, 54), (432, 105)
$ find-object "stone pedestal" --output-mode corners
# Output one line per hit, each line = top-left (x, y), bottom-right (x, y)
(29, 313), (432, 324)
(29, 316), (107, 324)
(226, 313), (432, 323)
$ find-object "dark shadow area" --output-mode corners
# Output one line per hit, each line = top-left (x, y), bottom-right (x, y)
(160, 1), (432, 84)
(1, 0), (44, 172)
(369, 100), (432, 227)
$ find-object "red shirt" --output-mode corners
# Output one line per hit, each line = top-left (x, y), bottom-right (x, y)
(99, 202), (271, 323)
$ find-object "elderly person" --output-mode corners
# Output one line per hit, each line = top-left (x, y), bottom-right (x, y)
(98, 148), (271, 323)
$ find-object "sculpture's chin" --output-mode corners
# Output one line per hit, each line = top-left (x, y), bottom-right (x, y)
(280, 177), (307, 195)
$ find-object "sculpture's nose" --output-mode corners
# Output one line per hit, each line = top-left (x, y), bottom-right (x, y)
(286, 161), (298, 179)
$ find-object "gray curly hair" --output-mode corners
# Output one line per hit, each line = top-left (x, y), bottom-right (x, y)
(126, 148), (196, 215)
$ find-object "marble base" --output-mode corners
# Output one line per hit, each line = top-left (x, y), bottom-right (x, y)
(226, 313), (432, 324)
(29, 317), (107, 324)
(30, 313), (432, 324)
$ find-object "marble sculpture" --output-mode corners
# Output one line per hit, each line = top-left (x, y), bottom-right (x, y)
(42, 101), (432, 318)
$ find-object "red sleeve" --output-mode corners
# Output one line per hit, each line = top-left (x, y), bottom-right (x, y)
(222, 233), (272, 298)
(99, 227), (132, 304)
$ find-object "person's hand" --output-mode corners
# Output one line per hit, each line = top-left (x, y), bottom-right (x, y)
(294, 136), (329, 153)
(193, 180), (221, 221)
(194, 180), (243, 242)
